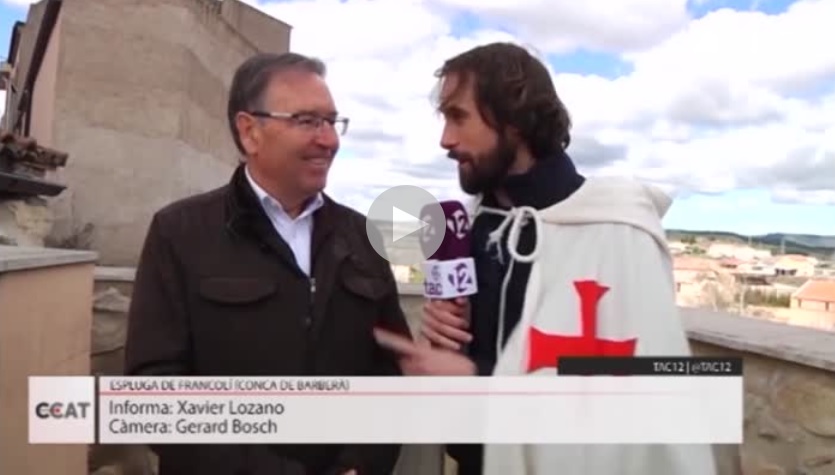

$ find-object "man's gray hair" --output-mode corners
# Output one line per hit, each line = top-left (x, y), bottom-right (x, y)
(227, 52), (326, 155)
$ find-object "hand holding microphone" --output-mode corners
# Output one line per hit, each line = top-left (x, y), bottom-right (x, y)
(371, 199), (479, 375)
(418, 201), (477, 351)
(422, 298), (471, 350)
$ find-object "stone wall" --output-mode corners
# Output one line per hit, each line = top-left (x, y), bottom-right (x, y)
(681, 308), (835, 475)
(87, 273), (835, 475)
(693, 340), (835, 475)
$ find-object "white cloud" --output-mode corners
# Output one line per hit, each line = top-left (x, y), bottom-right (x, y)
(430, 0), (691, 53)
(243, 0), (835, 212)
(0, 0), (828, 220)
(262, 0), (451, 61)
(625, 0), (835, 93)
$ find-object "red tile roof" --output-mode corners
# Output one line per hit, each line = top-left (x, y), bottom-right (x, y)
(674, 257), (716, 272)
(792, 280), (835, 303)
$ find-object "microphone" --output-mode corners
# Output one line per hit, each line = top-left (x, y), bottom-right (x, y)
(419, 200), (478, 300)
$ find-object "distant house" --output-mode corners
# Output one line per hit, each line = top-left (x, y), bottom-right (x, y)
(673, 257), (717, 293)
(791, 280), (835, 313)
(706, 243), (771, 261)
(719, 258), (742, 269)
(668, 241), (687, 255)
(735, 262), (776, 277)
(774, 254), (819, 277)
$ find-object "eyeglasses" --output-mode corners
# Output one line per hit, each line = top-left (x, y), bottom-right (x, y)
(249, 111), (350, 136)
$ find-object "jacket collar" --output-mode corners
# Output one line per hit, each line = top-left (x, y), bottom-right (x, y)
(225, 163), (270, 233)
(481, 149), (585, 210)
(224, 163), (338, 252)
(243, 164), (325, 221)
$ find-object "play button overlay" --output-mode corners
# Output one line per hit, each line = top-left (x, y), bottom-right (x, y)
(391, 206), (428, 242)
(366, 185), (445, 264)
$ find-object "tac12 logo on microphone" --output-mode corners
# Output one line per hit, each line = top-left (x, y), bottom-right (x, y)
(424, 263), (443, 297)
(29, 376), (96, 443)
(446, 208), (470, 240)
(449, 261), (475, 293)
(422, 257), (478, 299)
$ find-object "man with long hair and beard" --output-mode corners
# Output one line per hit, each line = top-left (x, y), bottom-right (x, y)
(373, 43), (718, 475)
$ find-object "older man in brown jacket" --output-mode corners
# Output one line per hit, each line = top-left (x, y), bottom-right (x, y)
(124, 52), (412, 475)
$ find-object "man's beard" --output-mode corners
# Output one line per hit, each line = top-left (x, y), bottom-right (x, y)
(452, 136), (516, 195)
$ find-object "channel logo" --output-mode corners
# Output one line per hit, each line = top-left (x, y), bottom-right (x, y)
(29, 376), (96, 443)
(34, 401), (92, 419)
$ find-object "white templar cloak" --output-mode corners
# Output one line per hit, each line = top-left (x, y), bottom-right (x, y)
(474, 176), (718, 475)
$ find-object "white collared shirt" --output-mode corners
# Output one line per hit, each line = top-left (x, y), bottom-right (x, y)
(244, 166), (324, 276)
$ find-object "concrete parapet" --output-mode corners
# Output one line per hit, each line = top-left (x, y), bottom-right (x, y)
(0, 245), (97, 475)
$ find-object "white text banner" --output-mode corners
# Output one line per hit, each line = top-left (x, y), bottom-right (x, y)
(96, 376), (742, 444)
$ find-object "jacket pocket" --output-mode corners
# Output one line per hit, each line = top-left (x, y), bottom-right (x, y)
(339, 253), (392, 302)
(341, 274), (390, 301)
(198, 277), (278, 305)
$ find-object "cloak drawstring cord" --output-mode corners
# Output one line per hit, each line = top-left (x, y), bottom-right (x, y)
(475, 204), (543, 358)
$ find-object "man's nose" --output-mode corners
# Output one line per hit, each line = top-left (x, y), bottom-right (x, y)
(440, 125), (457, 150)
(314, 124), (340, 150)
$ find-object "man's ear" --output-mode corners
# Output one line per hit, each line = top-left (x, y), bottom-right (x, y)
(235, 112), (261, 156)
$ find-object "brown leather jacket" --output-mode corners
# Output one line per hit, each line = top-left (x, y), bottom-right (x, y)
(124, 164), (411, 475)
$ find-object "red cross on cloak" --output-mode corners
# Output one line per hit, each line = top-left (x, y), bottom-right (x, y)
(526, 280), (638, 373)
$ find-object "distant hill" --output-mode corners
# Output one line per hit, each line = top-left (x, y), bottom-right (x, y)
(666, 229), (835, 260)
(372, 220), (835, 263)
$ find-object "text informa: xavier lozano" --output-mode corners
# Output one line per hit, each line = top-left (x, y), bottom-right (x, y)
(98, 377), (354, 442)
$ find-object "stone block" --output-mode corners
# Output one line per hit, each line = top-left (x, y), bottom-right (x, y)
(772, 378), (835, 438)
(92, 286), (131, 355)
(0, 198), (54, 247)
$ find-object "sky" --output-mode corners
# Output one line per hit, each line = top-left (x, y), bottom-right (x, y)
(0, 0), (833, 236)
